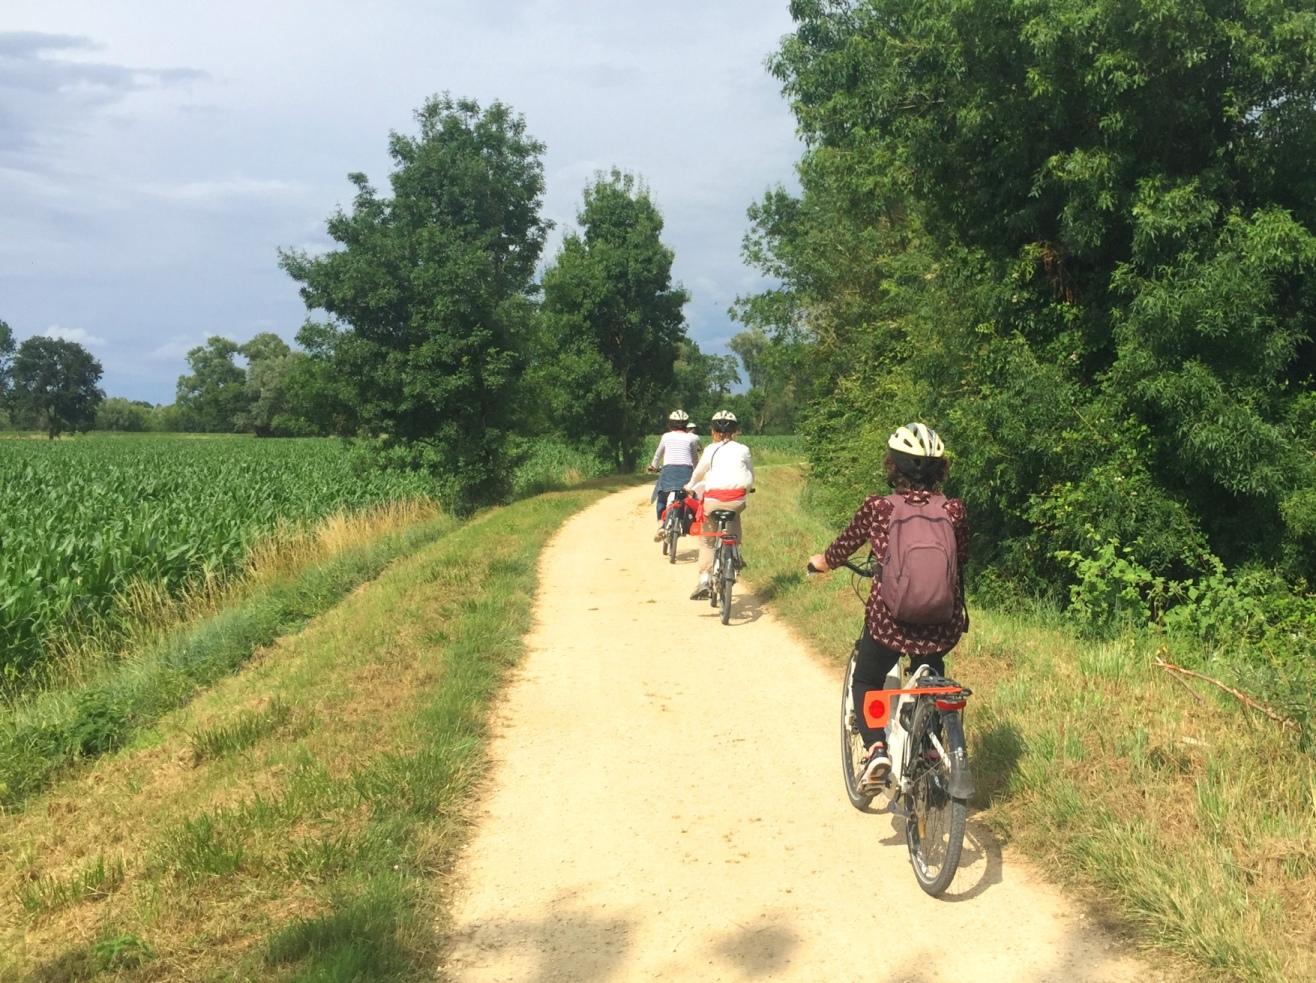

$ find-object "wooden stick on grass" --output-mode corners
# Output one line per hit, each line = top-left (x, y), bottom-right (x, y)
(1153, 654), (1298, 731)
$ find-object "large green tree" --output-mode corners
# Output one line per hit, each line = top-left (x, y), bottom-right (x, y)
(281, 95), (549, 504)
(755, 0), (1316, 587)
(233, 332), (312, 437)
(535, 170), (689, 469)
(8, 336), (105, 438)
(176, 336), (248, 433)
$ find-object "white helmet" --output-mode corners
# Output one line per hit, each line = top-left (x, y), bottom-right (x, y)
(710, 409), (738, 432)
(888, 422), (945, 458)
(685, 421), (697, 430)
(668, 409), (690, 422)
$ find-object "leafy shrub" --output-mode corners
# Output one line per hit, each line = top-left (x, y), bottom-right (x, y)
(1057, 539), (1165, 635)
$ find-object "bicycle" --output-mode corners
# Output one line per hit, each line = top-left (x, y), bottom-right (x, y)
(659, 489), (691, 564)
(807, 554), (975, 897)
(706, 508), (742, 625)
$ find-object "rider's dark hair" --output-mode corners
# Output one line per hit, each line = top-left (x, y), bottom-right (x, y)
(885, 449), (948, 491)
(669, 420), (687, 431)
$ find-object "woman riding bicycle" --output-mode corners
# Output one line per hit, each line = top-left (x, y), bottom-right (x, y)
(648, 410), (702, 540)
(807, 423), (969, 788)
(686, 410), (754, 600)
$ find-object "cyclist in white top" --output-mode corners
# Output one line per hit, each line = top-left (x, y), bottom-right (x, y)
(647, 410), (702, 539)
(686, 410), (754, 599)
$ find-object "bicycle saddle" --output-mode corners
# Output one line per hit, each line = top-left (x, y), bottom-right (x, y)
(708, 509), (738, 521)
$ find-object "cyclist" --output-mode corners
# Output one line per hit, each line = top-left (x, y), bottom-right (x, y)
(687, 410), (754, 599)
(648, 410), (702, 540)
(807, 423), (969, 788)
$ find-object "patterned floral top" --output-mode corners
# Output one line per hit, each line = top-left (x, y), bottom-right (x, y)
(824, 489), (970, 655)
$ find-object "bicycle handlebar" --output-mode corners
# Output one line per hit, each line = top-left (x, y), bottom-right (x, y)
(806, 557), (874, 577)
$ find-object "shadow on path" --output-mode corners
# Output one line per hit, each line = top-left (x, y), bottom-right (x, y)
(446, 901), (635, 983)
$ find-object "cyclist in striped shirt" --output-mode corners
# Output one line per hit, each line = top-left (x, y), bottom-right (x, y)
(648, 410), (702, 540)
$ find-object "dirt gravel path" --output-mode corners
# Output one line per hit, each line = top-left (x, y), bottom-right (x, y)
(444, 486), (1154, 981)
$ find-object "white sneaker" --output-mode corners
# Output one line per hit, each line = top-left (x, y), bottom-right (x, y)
(859, 742), (891, 789)
(689, 575), (711, 600)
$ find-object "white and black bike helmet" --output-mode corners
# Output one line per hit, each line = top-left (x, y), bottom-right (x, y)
(668, 409), (690, 423)
(710, 410), (738, 433)
(888, 422), (945, 458)
(887, 422), (946, 485)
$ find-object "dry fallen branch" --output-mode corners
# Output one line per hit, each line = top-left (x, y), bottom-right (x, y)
(1162, 667), (1205, 705)
(1154, 654), (1298, 731)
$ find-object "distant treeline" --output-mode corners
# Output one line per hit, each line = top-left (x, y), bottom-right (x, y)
(2, 96), (805, 499)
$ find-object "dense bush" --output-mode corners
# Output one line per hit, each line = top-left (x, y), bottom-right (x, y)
(742, 0), (1316, 723)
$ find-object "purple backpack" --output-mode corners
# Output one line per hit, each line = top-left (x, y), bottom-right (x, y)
(880, 493), (959, 624)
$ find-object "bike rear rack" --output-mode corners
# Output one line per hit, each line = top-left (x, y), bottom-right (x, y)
(861, 683), (972, 729)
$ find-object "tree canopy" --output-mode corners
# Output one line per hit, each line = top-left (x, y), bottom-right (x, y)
(534, 170), (690, 469)
(745, 0), (1316, 643)
(281, 94), (550, 505)
(8, 336), (105, 438)
(176, 337), (248, 433)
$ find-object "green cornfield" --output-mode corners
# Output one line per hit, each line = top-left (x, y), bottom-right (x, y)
(0, 435), (434, 679)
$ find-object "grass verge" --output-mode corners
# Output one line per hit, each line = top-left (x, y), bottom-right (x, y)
(0, 505), (456, 808)
(746, 466), (1315, 983)
(0, 482), (617, 981)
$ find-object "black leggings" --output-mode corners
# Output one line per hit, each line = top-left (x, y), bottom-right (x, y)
(850, 630), (947, 748)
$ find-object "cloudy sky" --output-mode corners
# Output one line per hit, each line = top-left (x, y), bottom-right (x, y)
(0, 1), (802, 403)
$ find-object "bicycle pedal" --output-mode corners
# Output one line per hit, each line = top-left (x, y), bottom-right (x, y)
(859, 775), (891, 796)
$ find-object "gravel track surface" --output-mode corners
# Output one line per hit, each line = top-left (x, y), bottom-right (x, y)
(444, 486), (1154, 982)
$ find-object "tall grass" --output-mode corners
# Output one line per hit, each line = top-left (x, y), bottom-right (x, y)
(0, 505), (455, 807)
(745, 466), (1315, 983)
(0, 480), (616, 980)
(511, 437), (615, 497)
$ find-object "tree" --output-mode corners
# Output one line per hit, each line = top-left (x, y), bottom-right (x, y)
(234, 333), (312, 436)
(0, 319), (14, 398)
(281, 95), (550, 505)
(536, 170), (689, 470)
(727, 326), (813, 434)
(659, 341), (753, 434)
(96, 397), (152, 432)
(757, 0), (1316, 589)
(8, 336), (104, 438)
(286, 322), (362, 437)
(149, 403), (183, 432)
(176, 336), (248, 432)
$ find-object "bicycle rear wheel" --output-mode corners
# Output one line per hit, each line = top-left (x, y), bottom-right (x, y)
(904, 701), (968, 897)
(709, 550), (721, 608)
(667, 520), (679, 563)
(840, 652), (875, 810)
(719, 550), (735, 624)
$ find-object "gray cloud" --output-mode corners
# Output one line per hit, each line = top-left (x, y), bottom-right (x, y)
(0, 2), (800, 402)
(0, 31), (206, 158)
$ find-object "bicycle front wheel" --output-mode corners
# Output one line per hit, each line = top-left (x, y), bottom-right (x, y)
(840, 652), (875, 811)
(904, 701), (968, 897)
